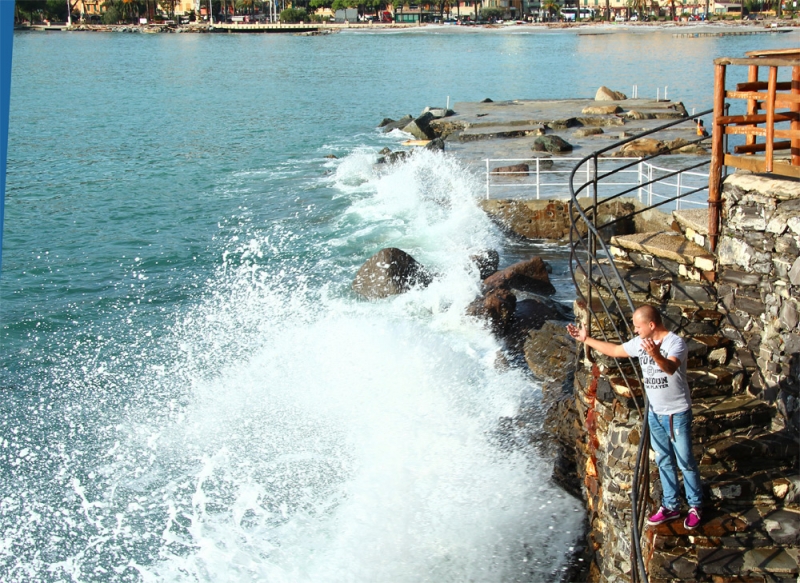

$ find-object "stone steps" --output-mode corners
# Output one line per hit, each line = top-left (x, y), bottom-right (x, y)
(646, 505), (800, 581)
(610, 231), (717, 274)
(673, 208), (711, 251)
(704, 468), (800, 507)
(697, 427), (798, 473)
(574, 260), (718, 308)
(692, 394), (774, 442)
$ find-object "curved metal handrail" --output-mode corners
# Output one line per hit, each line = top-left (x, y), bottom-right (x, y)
(567, 108), (714, 583)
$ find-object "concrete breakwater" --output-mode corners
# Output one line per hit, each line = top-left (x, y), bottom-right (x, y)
(367, 91), (799, 581)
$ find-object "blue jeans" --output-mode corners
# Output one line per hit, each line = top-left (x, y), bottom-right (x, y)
(648, 409), (703, 509)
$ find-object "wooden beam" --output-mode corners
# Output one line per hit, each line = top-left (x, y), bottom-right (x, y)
(793, 66), (800, 165)
(717, 112), (799, 125)
(709, 63), (726, 253)
(726, 90), (800, 105)
(724, 153), (800, 178)
(746, 65), (759, 148)
(745, 48), (800, 58)
(724, 126), (800, 139)
(736, 81), (792, 92)
(734, 140), (791, 154)
(766, 66), (778, 172)
(716, 56), (800, 67)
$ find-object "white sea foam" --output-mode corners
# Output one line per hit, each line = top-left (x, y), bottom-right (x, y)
(2, 148), (583, 583)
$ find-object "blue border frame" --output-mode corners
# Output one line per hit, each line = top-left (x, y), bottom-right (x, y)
(0, 0), (13, 275)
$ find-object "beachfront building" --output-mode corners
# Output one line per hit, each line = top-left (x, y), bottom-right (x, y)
(74, 0), (198, 21)
(393, 2), (437, 22)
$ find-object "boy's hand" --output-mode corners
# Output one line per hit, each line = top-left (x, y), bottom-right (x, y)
(566, 323), (587, 343)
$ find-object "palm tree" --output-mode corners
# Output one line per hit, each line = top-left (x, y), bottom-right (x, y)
(542, 0), (558, 19)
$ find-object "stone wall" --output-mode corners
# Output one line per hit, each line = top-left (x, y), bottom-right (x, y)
(547, 171), (800, 582)
(716, 172), (800, 431)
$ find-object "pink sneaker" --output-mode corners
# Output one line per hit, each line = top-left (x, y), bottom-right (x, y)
(647, 506), (680, 525)
(684, 507), (702, 530)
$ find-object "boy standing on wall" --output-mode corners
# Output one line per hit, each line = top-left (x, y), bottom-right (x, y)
(566, 305), (703, 530)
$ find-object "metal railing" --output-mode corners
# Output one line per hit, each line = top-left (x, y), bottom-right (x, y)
(567, 108), (714, 583)
(484, 155), (710, 211)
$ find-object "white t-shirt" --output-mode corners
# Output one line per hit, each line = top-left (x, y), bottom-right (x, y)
(622, 332), (691, 416)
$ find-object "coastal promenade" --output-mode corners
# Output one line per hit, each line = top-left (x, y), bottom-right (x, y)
(18, 19), (800, 34)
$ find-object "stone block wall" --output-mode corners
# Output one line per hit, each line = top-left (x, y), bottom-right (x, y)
(716, 172), (800, 431)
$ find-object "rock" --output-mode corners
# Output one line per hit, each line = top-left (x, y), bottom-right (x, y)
(467, 288), (516, 335)
(581, 105), (622, 115)
(402, 112), (437, 140)
(381, 114), (413, 133)
(595, 86), (627, 101)
(509, 298), (566, 348)
(625, 110), (656, 120)
(378, 147), (392, 155)
(490, 163), (529, 176)
(386, 150), (410, 164)
(352, 248), (432, 299)
(481, 97), (494, 103)
(532, 135), (573, 154)
(483, 256), (556, 296)
(424, 137), (445, 151)
(470, 249), (500, 279)
(378, 117), (395, 128)
(790, 256), (800, 286)
(421, 106), (454, 119)
(613, 138), (668, 158)
(573, 127), (604, 138)
(324, 154), (338, 159)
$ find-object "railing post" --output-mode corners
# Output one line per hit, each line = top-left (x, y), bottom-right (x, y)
(765, 66), (778, 173)
(536, 157), (541, 200)
(792, 65), (800, 166)
(708, 61), (727, 253)
(485, 158), (490, 200)
(638, 159), (644, 202)
(648, 164), (653, 206)
(676, 171), (682, 211)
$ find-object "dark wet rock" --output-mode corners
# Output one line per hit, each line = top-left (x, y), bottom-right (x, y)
(424, 137), (445, 151)
(402, 112), (437, 140)
(467, 288), (516, 335)
(378, 147), (392, 155)
(481, 97), (494, 103)
(352, 248), (432, 299)
(324, 154), (338, 159)
(490, 163), (529, 176)
(382, 115), (413, 133)
(483, 257), (556, 296)
(386, 151), (410, 164)
(379, 118), (395, 128)
(470, 249), (500, 279)
(532, 135), (573, 154)
(508, 298), (567, 351)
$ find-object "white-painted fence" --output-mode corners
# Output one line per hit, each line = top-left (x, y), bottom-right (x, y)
(484, 157), (710, 210)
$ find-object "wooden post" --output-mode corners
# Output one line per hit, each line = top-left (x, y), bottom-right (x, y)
(792, 66), (800, 166)
(746, 64), (759, 149)
(765, 66), (778, 173)
(708, 62), (727, 253)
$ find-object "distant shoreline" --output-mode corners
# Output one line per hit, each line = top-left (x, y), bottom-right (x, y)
(16, 19), (800, 34)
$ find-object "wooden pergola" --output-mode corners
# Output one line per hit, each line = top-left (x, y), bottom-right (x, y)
(707, 48), (800, 251)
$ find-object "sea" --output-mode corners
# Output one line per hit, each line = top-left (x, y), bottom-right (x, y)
(2, 26), (797, 583)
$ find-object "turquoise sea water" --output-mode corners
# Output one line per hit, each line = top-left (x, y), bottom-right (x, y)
(2, 28), (798, 582)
